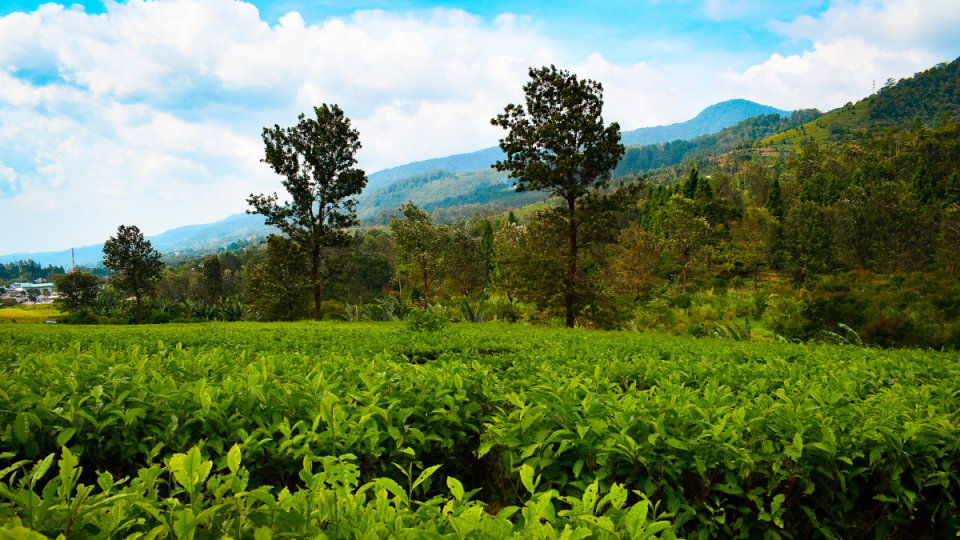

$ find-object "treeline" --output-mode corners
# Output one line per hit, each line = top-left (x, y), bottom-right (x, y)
(871, 58), (960, 123)
(0, 260), (66, 282)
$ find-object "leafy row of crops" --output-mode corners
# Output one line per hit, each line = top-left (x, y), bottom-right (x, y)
(1, 322), (959, 539)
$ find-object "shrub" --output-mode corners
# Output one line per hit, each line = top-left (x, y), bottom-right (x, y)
(406, 309), (448, 332)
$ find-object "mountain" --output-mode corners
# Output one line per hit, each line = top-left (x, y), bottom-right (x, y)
(0, 213), (277, 267)
(364, 146), (505, 193)
(361, 100), (791, 195)
(620, 99), (792, 146)
(613, 109), (822, 177)
(357, 168), (543, 224)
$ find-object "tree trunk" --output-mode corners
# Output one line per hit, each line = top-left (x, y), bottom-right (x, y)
(312, 245), (322, 321)
(753, 261), (759, 291)
(566, 197), (577, 328)
(135, 291), (142, 324)
(679, 249), (688, 293)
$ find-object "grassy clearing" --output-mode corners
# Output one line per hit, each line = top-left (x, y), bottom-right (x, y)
(0, 304), (63, 323)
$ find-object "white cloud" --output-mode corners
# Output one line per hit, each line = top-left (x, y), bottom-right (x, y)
(0, 0), (956, 254)
(770, 0), (960, 54)
(719, 0), (959, 111)
(720, 38), (933, 110)
(0, 162), (18, 197)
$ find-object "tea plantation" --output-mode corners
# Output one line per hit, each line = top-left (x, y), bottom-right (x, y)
(1, 322), (959, 539)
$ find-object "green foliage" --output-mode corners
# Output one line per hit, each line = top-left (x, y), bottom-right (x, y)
(871, 58), (960, 123)
(52, 272), (99, 312)
(2, 323), (960, 537)
(102, 225), (164, 325)
(249, 104), (367, 321)
(405, 308), (449, 332)
(492, 65), (641, 326)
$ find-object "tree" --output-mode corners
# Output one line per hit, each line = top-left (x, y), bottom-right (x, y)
(765, 177), (784, 220)
(732, 206), (776, 290)
(244, 235), (313, 321)
(782, 201), (836, 283)
(391, 203), (447, 305)
(491, 221), (525, 303)
(656, 195), (710, 293)
(946, 171), (960, 206)
(200, 255), (224, 303)
(834, 184), (873, 270)
(604, 222), (660, 299)
(496, 211), (573, 317)
(479, 219), (495, 270)
(444, 227), (486, 297)
(683, 166), (701, 200)
(912, 157), (933, 205)
(53, 272), (99, 312)
(869, 182), (932, 273)
(102, 225), (164, 324)
(491, 65), (640, 327)
(940, 204), (960, 276)
(248, 104), (367, 321)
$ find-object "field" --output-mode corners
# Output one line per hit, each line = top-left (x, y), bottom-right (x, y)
(0, 304), (63, 324)
(1, 322), (959, 539)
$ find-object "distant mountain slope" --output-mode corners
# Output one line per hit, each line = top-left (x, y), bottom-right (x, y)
(362, 100), (791, 194)
(613, 109), (822, 177)
(364, 146), (505, 193)
(620, 99), (791, 146)
(0, 213), (277, 267)
(357, 168), (542, 224)
(758, 56), (960, 155)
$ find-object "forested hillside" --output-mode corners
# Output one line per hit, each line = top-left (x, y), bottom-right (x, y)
(613, 110), (822, 177)
(357, 168), (544, 224)
(363, 146), (506, 193)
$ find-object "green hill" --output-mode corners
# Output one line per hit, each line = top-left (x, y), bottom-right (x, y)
(363, 147), (505, 193)
(612, 109), (821, 177)
(760, 57), (960, 155)
(357, 168), (544, 224)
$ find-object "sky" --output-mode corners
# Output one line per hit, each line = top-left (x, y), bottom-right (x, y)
(1, 0), (959, 254)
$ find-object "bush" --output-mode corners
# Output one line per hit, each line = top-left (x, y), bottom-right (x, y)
(148, 311), (173, 324)
(861, 316), (916, 348)
(58, 309), (101, 325)
(406, 309), (448, 332)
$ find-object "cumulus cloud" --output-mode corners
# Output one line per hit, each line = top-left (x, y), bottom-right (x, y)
(0, 0), (956, 254)
(770, 0), (960, 54)
(720, 39), (933, 110)
(0, 162), (18, 197)
(719, 0), (959, 111)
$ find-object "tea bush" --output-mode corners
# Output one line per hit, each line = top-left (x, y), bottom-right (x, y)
(1, 322), (959, 538)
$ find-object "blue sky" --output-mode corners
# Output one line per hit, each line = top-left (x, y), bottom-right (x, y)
(1, 0), (959, 254)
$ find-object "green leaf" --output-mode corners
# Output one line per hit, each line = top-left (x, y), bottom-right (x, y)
(14, 414), (30, 444)
(412, 464), (441, 492)
(447, 476), (465, 502)
(56, 428), (77, 448)
(227, 444), (241, 474)
(665, 438), (688, 451)
(520, 463), (538, 495)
